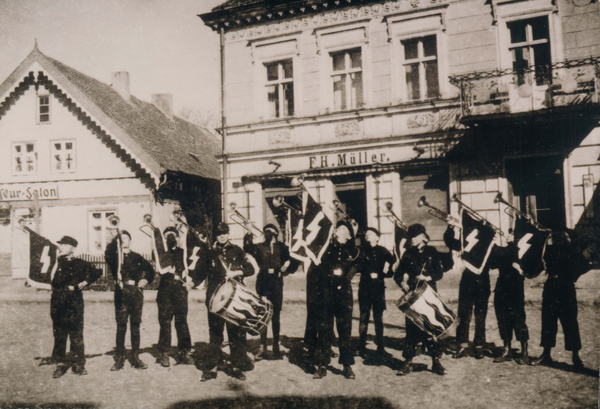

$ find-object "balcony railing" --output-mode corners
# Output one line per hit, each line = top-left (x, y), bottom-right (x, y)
(449, 56), (600, 118)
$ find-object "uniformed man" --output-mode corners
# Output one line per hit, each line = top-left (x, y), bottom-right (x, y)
(488, 231), (531, 365)
(395, 224), (446, 376)
(40, 236), (102, 378)
(105, 230), (155, 371)
(200, 223), (256, 382)
(532, 229), (591, 368)
(444, 226), (491, 360)
(243, 223), (291, 360)
(155, 227), (196, 368)
(356, 227), (395, 358)
(315, 220), (360, 380)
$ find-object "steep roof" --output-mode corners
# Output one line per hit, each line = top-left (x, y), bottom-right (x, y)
(0, 45), (221, 187)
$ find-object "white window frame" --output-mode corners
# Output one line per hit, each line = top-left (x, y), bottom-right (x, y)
(88, 209), (117, 253)
(37, 93), (51, 124)
(12, 142), (38, 175)
(50, 140), (77, 173)
(251, 36), (301, 121)
(264, 59), (295, 119)
(330, 48), (365, 111)
(400, 34), (441, 101)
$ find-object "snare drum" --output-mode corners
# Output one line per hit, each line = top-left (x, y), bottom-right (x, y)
(397, 281), (459, 341)
(209, 279), (273, 336)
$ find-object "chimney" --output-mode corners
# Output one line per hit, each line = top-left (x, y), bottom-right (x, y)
(152, 93), (173, 120)
(111, 72), (130, 101)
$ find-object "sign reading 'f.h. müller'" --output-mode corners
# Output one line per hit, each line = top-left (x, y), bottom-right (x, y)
(309, 151), (391, 170)
(0, 184), (59, 201)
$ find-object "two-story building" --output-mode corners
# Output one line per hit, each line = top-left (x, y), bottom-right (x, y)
(200, 0), (599, 253)
(0, 44), (221, 278)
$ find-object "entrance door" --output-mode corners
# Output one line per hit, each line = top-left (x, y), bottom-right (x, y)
(333, 175), (367, 232)
(506, 155), (565, 231)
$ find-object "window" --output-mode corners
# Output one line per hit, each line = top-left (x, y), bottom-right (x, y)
(265, 60), (294, 118)
(402, 35), (439, 100)
(51, 141), (75, 172)
(89, 210), (116, 253)
(331, 48), (363, 110)
(507, 16), (551, 86)
(12, 143), (37, 174)
(38, 96), (50, 123)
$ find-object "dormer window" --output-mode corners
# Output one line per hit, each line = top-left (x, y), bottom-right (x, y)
(38, 95), (50, 123)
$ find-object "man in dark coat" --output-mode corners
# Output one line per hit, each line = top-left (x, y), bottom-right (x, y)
(244, 223), (291, 360)
(444, 226), (490, 360)
(200, 223), (257, 382)
(155, 227), (196, 368)
(488, 231), (531, 365)
(356, 227), (395, 358)
(314, 220), (360, 380)
(105, 230), (155, 371)
(41, 236), (102, 378)
(394, 224), (446, 376)
(532, 229), (591, 368)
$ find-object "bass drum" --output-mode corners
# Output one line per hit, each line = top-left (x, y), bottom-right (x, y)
(397, 281), (459, 341)
(209, 279), (273, 336)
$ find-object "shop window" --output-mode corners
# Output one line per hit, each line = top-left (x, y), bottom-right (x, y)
(89, 210), (116, 253)
(402, 35), (440, 101)
(265, 60), (294, 118)
(38, 96), (50, 123)
(51, 141), (76, 172)
(331, 48), (363, 110)
(13, 143), (37, 174)
(507, 16), (551, 86)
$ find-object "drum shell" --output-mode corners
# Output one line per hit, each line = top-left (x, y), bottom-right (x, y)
(209, 279), (273, 336)
(397, 281), (459, 341)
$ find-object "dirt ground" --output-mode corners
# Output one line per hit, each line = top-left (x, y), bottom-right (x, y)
(0, 281), (598, 409)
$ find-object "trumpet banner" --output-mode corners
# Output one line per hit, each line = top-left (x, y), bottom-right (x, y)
(151, 228), (177, 275)
(460, 209), (496, 274)
(513, 217), (549, 279)
(394, 224), (409, 263)
(27, 228), (58, 290)
(289, 192), (333, 272)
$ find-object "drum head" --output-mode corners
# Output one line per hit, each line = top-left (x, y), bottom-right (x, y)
(210, 280), (235, 313)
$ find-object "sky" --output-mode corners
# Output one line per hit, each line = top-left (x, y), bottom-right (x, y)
(0, 0), (226, 118)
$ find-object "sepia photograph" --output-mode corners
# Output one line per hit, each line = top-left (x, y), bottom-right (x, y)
(0, 0), (598, 408)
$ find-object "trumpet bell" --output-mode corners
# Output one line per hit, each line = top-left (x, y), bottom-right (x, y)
(229, 202), (237, 212)
(143, 214), (152, 224)
(417, 196), (427, 208)
(384, 201), (394, 212)
(493, 192), (503, 205)
(272, 195), (285, 208)
(291, 174), (305, 187)
(108, 215), (120, 227)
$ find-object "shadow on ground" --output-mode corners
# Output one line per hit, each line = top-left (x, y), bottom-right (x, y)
(167, 396), (396, 409)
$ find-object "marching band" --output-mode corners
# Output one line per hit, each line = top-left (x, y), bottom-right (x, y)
(29, 179), (594, 382)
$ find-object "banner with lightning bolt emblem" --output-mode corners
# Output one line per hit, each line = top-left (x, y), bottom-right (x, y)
(181, 228), (208, 280)
(460, 209), (496, 274)
(513, 217), (549, 278)
(26, 227), (58, 290)
(289, 192), (333, 272)
(394, 224), (409, 264)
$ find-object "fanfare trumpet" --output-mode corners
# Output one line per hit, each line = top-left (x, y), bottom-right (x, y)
(417, 196), (461, 228)
(272, 195), (303, 216)
(329, 199), (353, 223)
(383, 202), (408, 231)
(493, 192), (546, 230)
(229, 202), (263, 237)
(173, 210), (205, 237)
(139, 214), (156, 238)
(452, 193), (505, 236)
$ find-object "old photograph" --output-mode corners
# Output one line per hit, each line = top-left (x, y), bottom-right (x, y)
(0, 0), (598, 408)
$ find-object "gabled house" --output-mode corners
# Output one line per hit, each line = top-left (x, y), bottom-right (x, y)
(0, 43), (221, 278)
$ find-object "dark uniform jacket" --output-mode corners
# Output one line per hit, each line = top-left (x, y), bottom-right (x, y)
(394, 245), (444, 292)
(488, 243), (522, 289)
(359, 244), (394, 291)
(105, 237), (155, 287)
(157, 247), (190, 289)
(201, 241), (255, 306)
(320, 239), (360, 291)
(244, 239), (290, 298)
(52, 256), (102, 292)
(544, 245), (590, 286)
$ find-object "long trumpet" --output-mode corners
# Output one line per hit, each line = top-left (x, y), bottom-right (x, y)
(452, 193), (505, 236)
(417, 196), (461, 228)
(383, 202), (408, 231)
(272, 194), (303, 215)
(173, 210), (205, 238)
(139, 214), (156, 238)
(329, 199), (353, 223)
(493, 192), (546, 230)
(228, 202), (263, 237)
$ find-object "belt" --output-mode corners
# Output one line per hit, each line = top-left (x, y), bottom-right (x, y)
(124, 280), (136, 286)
